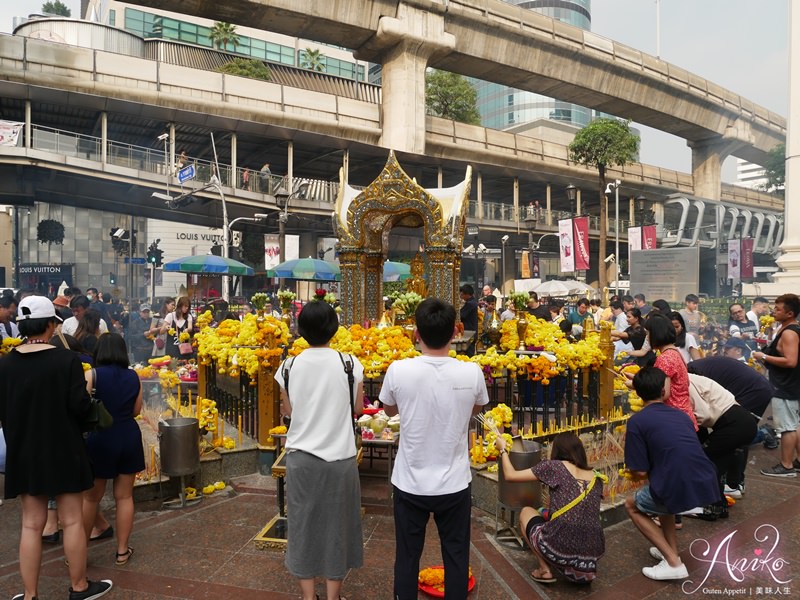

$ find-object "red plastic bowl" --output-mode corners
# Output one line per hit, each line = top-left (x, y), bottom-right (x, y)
(419, 566), (476, 597)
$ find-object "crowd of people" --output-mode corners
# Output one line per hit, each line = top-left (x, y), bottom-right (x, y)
(1, 284), (798, 595)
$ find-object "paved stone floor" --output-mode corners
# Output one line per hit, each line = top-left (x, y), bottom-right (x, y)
(1, 443), (798, 600)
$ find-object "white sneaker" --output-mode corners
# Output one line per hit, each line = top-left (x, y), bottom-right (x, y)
(724, 484), (743, 499)
(650, 546), (664, 561)
(642, 559), (688, 580)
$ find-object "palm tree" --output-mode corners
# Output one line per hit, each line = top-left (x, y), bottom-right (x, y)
(300, 48), (325, 72)
(208, 22), (240, 52)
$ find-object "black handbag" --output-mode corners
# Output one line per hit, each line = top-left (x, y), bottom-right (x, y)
(82, 368), (114, 432)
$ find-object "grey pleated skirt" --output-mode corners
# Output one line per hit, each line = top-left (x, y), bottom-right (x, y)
(285, 450), (364, 580)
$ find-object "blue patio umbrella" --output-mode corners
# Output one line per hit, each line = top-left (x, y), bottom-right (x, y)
(267, 257), (340, 281)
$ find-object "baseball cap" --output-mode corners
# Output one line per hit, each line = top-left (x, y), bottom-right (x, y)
(139, 303), (152, 312)
(17, 295), (62, 322)
(724, 337), (748, 351)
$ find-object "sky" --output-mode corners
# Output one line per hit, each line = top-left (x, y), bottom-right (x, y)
(0, 0), (789, 182)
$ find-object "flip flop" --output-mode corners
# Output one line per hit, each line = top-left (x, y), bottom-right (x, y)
(115, 547), (134, 566)
(89, 526), (113, 541)
(531, 569), (556, 584)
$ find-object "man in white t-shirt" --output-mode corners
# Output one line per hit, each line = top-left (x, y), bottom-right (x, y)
(61, 295), (109, 337)
(380, 298), (489, 600)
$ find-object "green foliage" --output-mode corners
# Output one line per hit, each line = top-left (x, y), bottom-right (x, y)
(300, 48), (325, 72)
(36, 219), (65, 245)
(762, 142), (785, 196)
(208, 22), (240, 51)
(216, 58), (271, 81)
(42, 1), (70, 16)
(568, 118), (640, 172)
(425, 70), (481, 125)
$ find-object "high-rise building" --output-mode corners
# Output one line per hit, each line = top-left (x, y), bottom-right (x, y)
(735, 159), (768, 190)
(473, 0), (593, 130)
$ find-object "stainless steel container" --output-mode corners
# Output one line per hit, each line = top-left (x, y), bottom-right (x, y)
(497, 437), (542, 509)
(158, 417), (200, 477)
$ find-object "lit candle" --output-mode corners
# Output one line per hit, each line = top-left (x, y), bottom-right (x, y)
(238, 415), (243, 446)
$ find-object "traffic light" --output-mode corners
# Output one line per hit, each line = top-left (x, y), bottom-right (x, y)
(109, 272), (116, 285)
(147, 240), (164, 267)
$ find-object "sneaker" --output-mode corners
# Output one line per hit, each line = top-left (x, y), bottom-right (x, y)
(642, 559), (688, 581)
(12, 595), (38, 600)
(724, 484), (743, 499)
(649, 546), (664, 561)
(68, 579), (113, 600)
(793, 459), (800, 472)
(760, 463), (797, 478)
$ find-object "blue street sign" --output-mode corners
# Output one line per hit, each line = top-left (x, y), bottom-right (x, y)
(178, 164), (196, 183)
(124, 257), (147, 264)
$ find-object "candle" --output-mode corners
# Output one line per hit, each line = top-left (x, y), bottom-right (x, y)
(177, 384), (182, 412)
(214, 413), (219, 441)
(150, 445), (156, 477)
(197, 396), (202, 422)
(221, 418), (225, 441)
(238, 415), (243, 446)
(470, 431), (476, 449)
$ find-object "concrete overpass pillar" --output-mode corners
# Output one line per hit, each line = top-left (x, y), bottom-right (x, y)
(476, 171), (482, 219)
(689, 119), (754, 201)
(372, 5), (455, 154)
(545, 185), (552, 226)
(231, 133), (237, 187)
(768, 0), (800, 289)
(24, 101), (31, 150)
(100, 112), (107, 164)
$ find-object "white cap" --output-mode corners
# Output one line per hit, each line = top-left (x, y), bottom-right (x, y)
(17, 295), (62, 322)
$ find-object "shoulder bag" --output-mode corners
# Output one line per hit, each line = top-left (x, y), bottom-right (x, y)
(548, 470), (608, 521)
(81, 368), (114, 432)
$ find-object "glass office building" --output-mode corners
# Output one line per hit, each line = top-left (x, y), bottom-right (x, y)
(473, 0), (593, 130)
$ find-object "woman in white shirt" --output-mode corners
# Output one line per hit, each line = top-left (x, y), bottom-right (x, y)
(275, 301), (364, 600)
(670, 311), (701, 364)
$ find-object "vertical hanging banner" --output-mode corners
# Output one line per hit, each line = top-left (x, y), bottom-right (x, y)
(741, 238), (754, 279)
(628, 226), (642, 274)
(642, 225), (658, 250)
(558, 219), (575, 272)
(728, 238), (741, 282)
(572, 216), (591, 271)
(521, 250), (531, 279)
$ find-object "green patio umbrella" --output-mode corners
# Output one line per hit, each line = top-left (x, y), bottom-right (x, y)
(163, 255), (255, 276)
(267, 257), (340, 281)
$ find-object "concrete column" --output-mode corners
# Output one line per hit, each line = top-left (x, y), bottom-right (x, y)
(231, 133), (237, 188)
(545, 184), (552, 226)
(24, 101), (31, 149)
(771, 0), (800, 287)
(513, 177), (519, 223)
(343, 149), (350, 183)
(287, 141), (293, 193)
(690, 119), (753, 201)
(576, 189), (582, 215)
(476, 171), (482, 220)
(437, 165), (443, 187)
(100, 112), (107, 164)
(168, 123), (176, 173)
(373, 5), (455, 154)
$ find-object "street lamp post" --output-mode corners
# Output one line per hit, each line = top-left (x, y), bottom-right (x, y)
(524, 207), (539, 279)
(606, 180), (622, 296)
(565, 184), (578, 217)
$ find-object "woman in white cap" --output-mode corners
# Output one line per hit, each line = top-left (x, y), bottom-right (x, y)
(0, 296), (113, 600)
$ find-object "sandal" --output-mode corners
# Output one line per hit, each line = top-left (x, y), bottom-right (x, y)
(531, 568), (556, 584)
(115, 547), (133, 566)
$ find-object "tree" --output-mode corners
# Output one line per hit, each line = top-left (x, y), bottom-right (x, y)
(208, 22), (240, 52)
(762, 142), (785, 196)
(216, 58), (271, 81)
(568, 118), (640, 290)
(42, 1), (70, 16)
(300, 48), (325, 72)
(425, 70), (481, 125)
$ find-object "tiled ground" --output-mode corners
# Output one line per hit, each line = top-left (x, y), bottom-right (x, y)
(1, 443), (798, 599)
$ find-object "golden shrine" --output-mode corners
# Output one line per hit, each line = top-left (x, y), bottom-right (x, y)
(333, 152), (471, 326)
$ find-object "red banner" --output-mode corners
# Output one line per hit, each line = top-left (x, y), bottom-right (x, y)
(572, 216), (590, 271)
(642, 225), (657, 250)
(741, 238), (754, 279)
